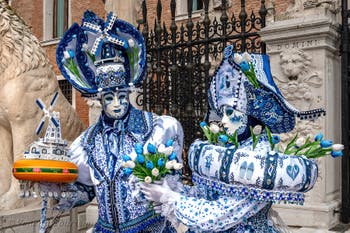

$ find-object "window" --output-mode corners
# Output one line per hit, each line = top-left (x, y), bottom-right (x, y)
(53, 0), (68, 38)
(176, 0), (204, 17)
(58, 79), (73, 104)
(43, 0), (69, 40)
(192, 0), (204, 11)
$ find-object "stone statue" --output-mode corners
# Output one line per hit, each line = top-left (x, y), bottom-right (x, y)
(0, 0), (84, 210)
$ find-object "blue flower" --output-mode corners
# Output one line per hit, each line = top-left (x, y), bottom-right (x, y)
(136, 154), (145, 164)
(147, 143), (157, 154)
(134, 143), (143, 154)
(123, 168), (133, 176)
(165, 139), (174, 147)
(331, 150), (343, 158)
(314, 133), (323, 141)
(320, 140), (332, 148)
(239, 61), (250, 72)
(200, 121), (208, 128)
(146, 160), (154, 170)
(168, 152), (177, 160)
(122, 154), (131, 162)
(157, 158), (165, 167)
(271, 135), (280, 144)
(68, 50), (75, 59)
(218, 134), (228, 144)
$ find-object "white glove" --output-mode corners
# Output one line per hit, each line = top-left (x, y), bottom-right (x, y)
(140, 179), (175, 203)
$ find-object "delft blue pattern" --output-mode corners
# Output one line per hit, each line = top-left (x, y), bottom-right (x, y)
(191, 173), (305, 205)
(56, 11), (147, 96)
(80, 108), (175, 233)
(208, 45), (326, 133)
(244, 81), (296, 133)
(187, 135), (318, 204)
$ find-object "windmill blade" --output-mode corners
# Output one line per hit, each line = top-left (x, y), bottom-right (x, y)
(36, 98), (46, 110)
(49, 92), (59, 110)
(50, 117), (59, 128)
(35, 116), (46, 135)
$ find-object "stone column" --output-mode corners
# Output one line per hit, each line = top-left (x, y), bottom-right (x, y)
(104, 0), (142, 24)
(260, 5), (341, 230)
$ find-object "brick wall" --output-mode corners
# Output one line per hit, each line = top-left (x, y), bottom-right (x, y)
(9, 0), (105, 127)
(142, 0), (291, 29)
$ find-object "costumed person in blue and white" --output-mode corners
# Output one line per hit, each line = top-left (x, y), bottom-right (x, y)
(141, 45), (327, 232)
(54, 11), (183, 233)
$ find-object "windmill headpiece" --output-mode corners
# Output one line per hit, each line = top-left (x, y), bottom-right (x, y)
(56, 11), (146, 97)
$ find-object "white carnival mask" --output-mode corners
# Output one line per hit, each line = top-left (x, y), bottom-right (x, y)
(221, 105), (248, 135)
(101, 90), (130, 119)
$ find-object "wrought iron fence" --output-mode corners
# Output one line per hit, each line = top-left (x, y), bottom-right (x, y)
(137, 0), (266, 178)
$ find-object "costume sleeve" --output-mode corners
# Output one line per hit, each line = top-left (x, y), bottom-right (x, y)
(159, 192), (267, 232)
(148, 115), (184, 162)
(50, 134), (96, 211)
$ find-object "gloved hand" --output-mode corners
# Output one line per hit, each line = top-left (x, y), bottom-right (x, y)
(140, 179), (175, 203)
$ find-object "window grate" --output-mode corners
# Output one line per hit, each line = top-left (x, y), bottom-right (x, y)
(58, 79), (72, 104)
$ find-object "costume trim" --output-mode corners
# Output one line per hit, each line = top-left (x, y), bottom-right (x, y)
(192, 173), (305, 205)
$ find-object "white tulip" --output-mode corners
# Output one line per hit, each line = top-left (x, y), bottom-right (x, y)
(252, 125), (262, 135)
(128, 38), (135, 48)
(125, 160), (136, 169)
(144, 176), (152, 184)
(151, 168), (159, 176)
(129, 150), (137, 161)
(173, 163), (183, 170)
(209, 123), (220, 134)
(295, 137), (305, 147)
(332, 144), (344, 151)
(165, 161), (173, 169)
(233, 53), (243, 64)
(158, 144), (166, 153)
(63, 51), (71, 60)
(242, 52), (252, 62)
(82, 43), (89, 51)
(158, 144), (173, 155)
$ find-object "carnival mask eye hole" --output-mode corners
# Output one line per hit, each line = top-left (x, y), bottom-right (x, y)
(104, 95), (114, 102)
(225, 106), (234, 117)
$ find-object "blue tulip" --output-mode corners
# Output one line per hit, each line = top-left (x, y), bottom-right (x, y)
(146, 160), (154, 170)
(168, 152), (177, 161)
(136, 154), (145, 164)
(134, 143), (144, 154)
(122, 154), (132, 162)
(320, 140), (332, 148)
(200, 122), (208, 128)
(271, 135), (280, 144)
(157, 158), (165, 167)
(218, 134), (229, 144)
(239, 61), (250, 72)
(331, 150), (343, 158)
(68, 50), (75, 59)
(123, 168), (133, 176)
(314, 133), (323, 141)
(165, 139), (174, 147)
(147, 143), (157, 154)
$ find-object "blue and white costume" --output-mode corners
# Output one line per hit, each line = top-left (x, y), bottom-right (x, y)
(55, 11), (184, 232)
(69, 108), (183, 232)
(142, 46), (325, 232)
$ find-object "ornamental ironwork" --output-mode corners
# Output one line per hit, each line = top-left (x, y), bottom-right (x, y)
(137, 0), (267, 180)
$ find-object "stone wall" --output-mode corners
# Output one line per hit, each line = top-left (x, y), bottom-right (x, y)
(0, 206), (90, 233)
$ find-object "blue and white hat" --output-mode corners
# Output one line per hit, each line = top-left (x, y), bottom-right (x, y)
(207, 45), (326, 133)
(56, 11), (146, 96)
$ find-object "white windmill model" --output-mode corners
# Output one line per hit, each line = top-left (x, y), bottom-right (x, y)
(24, 92), (69, 161)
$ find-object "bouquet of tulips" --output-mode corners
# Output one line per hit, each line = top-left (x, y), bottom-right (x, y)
(122, 140), (183, 183)
(200, 121), (344, 159)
